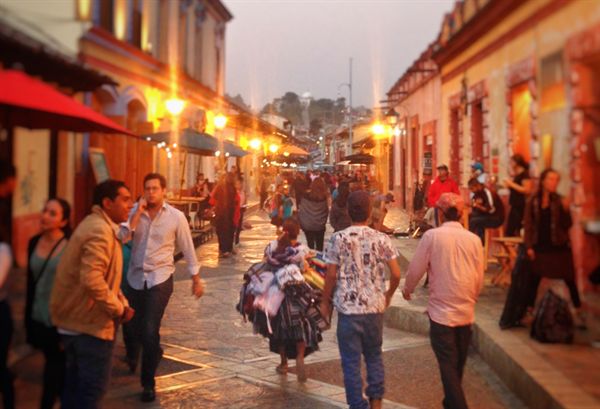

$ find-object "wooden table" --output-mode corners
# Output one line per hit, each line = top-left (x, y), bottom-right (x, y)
(491, 236), (523, 288)
(168, 197), (209, 231)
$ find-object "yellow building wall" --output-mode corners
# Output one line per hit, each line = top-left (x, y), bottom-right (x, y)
(439, 0), (600, 187)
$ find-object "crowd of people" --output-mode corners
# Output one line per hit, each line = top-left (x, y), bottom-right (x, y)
(0, 154), (592, 409)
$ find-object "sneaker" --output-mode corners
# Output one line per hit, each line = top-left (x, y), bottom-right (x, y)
(141, 387), (155, 402)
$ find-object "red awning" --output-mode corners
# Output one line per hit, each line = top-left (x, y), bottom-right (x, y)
(0, 70), (136, 136)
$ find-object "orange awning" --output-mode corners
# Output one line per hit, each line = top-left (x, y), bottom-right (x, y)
(281, 144), (309, 156)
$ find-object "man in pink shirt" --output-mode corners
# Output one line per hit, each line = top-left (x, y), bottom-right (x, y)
(402, 193), (484, 409)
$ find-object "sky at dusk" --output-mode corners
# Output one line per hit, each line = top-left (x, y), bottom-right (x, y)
(224, 0), (454, 111)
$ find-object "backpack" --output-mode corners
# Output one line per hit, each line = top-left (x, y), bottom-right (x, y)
(530, 290), (574, 344)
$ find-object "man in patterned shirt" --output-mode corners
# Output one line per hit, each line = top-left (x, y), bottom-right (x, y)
(322, 190), (401, 409)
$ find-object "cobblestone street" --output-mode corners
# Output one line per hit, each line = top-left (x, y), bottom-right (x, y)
(13, 208), (524, 409)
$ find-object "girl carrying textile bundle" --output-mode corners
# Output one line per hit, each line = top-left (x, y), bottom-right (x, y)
(240, 218), (326, 382)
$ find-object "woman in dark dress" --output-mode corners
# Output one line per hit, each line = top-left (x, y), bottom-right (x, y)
(503, 154), (532, 236)
(210, 172), (237, 258)
(298, 177), (329, 251)
(523, 168), (584, 326)
(26, 198), (71, 409)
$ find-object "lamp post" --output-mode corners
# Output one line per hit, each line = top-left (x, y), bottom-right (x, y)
(338, 57), (353, 157)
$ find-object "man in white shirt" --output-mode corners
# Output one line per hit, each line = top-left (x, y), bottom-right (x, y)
(121, 173), (204, 402)
(402, 193), (484, 409)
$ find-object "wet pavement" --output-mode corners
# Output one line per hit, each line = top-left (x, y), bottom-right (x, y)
(12, 207), (526, 408)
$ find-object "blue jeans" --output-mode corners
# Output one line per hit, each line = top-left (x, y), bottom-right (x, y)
(61, 334), (115, 409)
(337, 313), (385, 409)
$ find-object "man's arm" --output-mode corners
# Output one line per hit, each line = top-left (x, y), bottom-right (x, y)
(117, 199), (146, 243)
(385, 257), (401, 306)
(402, 233), (431, 299)
(484, 189), (495, 214)
(175, 212), (204, 298)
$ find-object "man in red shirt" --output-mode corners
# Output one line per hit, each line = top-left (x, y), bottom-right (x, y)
(427, 164), (459, 207)
(426, 165), (460, 228)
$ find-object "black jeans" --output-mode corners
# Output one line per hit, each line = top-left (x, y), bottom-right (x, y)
(429, 319), (472, 409)
(527, 274), (581, 308)
(215, 217), (235, 253)
(61, 334), (114, 409)
(234, 207), (246, 245)
(125, 277), (173, 388)
(505, 207), (524, 237)
(303, 229), (326, 252)
(0, 301), (14, 409)
(469, 215), (503, 243)
(35, 326), (65, 409)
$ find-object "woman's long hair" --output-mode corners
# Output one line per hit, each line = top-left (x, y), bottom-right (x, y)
(537, 168), (558, 197)
(275, 218), (300, 255)
(308, 177), (328, 202)
(335, 182), (350, 207)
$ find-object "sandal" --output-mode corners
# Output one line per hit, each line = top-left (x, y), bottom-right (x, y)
(275, 364), (288, 375)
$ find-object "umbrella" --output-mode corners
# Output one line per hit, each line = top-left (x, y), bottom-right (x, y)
(281, 144), (309, 156)
(0, 70), (135, 136)
(344, 153), (374, 165)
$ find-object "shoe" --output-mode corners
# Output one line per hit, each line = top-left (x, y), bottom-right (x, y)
(141, 387), (156, 402)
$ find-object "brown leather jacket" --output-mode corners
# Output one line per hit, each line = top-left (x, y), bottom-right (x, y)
(50, 206), (127, 340)
(523, 193), (572, 250)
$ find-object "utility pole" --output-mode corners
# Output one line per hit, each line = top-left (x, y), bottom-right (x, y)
(348, 57), (353, 157)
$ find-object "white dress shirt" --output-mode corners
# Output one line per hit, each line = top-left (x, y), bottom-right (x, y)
(404, 221), (484, 327)
(121, 202), (200, 290)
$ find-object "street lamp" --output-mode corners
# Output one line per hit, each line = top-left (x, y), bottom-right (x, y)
(214, 114), (227, 130)
(249, 138), (262, 150)
(269, 143), (279, 154)
(385, 108), (399, 126)
(372, 123), (386, 138)
(165, 98), (185, 116)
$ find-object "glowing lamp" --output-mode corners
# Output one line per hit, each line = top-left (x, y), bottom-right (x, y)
(215, 150), (221, 157)
(249, 138), (262, 150)
(214, 114), (228, 130)
(165, 98), (185, 116)
(372, 123), (386, 136)
(225, 152), (230, 157)
(269, 144), (279, 153)
(283, 152), (290, 157)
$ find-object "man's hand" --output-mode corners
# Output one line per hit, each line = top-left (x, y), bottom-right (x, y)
(121, 306), (135, 324)
(527, 248), (535, 261)
(136, 197), (148, 214)
(191, 275), (204, 298)
(402, 288), (412, 301)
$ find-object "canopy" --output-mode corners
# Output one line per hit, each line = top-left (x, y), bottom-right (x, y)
(143, 128), (248, 157)
(344, 153), (374, 165)
(0, 70), (135, 136)
(281, 144), (309, 156)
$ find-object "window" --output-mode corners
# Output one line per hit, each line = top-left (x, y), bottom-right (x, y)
(131, 0), (142, 48)
(450, 108), (460, 178)
(99, 0), (114, 33)
(471, 100), (484, 163)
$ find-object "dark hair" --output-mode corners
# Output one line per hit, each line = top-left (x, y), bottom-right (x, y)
(47, 197), (73, 238)
(308, 177), (328, 201)
(538, 168), (559, 194)
(511, 154), (529, 171)
(442, 207), (461, 222)
(143, 173), (167, 189)
(0, 161), (16, 183)
(347, 191), (370, 223)
(276, 218), (300, 254)
(335, 182), (350, 207)
(468, 177), (481, 187)
(93, 179), (128, 207)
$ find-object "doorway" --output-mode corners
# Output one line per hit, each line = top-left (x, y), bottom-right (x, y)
(510, 83), (532, 161)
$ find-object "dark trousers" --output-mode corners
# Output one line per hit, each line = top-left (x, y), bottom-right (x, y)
(429, 319), (472, 409)
(469, 215), (503, 243)
(216, 217), (235, 253)
(260, 191), (268, 210)
(303, 229), (325, 252)
(505, 207), (524, 237)
(61, 334), (114, 409)
(527, 274), (581, 308)
(0, 301), (14, 409)
(337, 313), (384, 409)
(234, 207), (246, 245)
(37, 328), (65, 409)
(124, 277), (173, 388)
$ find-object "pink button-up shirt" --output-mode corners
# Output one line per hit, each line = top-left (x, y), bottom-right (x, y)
(404, 221), (484, 327)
